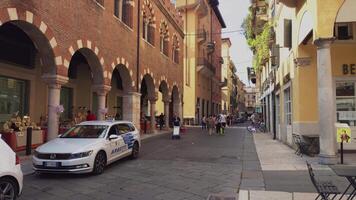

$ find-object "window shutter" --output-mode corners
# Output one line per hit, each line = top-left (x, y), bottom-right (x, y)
(284, 19), (292, 48)
(271, 44), (280, 67)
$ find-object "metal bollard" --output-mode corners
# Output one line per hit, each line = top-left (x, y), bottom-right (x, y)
(26, 127), (32, 155)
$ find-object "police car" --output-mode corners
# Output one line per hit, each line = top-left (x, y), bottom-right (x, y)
(33, 121), (140, 174)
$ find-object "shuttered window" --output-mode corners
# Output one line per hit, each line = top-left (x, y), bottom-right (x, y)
(284, 19), (292, 48)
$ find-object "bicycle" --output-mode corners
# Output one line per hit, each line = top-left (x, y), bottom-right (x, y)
(247, 121), (266, 133)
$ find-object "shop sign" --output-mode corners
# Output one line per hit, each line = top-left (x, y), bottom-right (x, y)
(342, 64), (356, 75)
(338, 111), (356, 120)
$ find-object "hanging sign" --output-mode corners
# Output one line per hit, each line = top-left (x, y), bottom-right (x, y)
(336, 123), (351, 143)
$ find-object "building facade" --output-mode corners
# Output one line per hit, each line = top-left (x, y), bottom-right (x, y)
(244, 86), (257, 114)
(0, 0), (184, 140)
(176, 0), (226, 124)
(254, 0), (356, 164)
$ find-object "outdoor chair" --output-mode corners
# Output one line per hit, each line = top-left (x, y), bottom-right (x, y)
(292, 133), (310, 156)
(306, 162), (341, 200)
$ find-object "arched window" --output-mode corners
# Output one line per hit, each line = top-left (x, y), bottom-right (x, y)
(114, 0), (133, 28)
(172, 34), (180, 64)
(142, 0), (155, 45)
(160, 21), (169, 56)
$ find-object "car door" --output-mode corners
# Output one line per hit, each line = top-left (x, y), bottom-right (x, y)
(106, 124), (124, 162)
(117, 123), (134, 154)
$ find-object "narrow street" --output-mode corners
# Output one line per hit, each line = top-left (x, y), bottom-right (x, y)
(20, 127), (253, 200)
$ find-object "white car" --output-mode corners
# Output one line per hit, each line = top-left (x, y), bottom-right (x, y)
(33, 121), (140, 174)
(0, 137), (23, 200)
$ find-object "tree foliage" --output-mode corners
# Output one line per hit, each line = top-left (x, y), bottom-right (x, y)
(242, 9), (271, 70)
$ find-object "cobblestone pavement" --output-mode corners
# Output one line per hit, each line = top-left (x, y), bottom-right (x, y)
(20, 127), (251, 200)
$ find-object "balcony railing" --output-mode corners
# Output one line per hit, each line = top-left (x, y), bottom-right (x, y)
(197, 57), (216, 75)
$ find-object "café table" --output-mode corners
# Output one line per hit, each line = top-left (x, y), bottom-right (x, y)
(330, 165), (356, 200)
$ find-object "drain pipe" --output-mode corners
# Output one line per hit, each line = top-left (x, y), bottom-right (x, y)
(136, 0), (141, 92)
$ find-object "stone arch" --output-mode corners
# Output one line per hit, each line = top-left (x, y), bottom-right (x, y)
(0, 7), (63, 75)
(335, 0), (356, 23)
(112, 64), (135, 93)
(141, 73), (156, 99)
(159, 80), (169, 101)
(65, 39), (107, 83)
(110, 56), (134, 89)
(68, 48), (105, 85)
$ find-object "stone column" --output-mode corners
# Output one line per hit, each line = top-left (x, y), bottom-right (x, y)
(93, 85), (111, 120)
(42, 74), (68, 141)
(123, 92), (141, 130)
(315, 38), (337, 164)
(163, 100), (170, 129)
(149, 99), (157, 133)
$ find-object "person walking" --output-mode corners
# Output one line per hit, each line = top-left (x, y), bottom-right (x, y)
(215, 114), (221, 135)
(219, 114), (227, 135)
(201, 116), (207, 130)
(207, 116), (215, 136)
(172, 113), (181, 139)
(158, 113), (164, 130)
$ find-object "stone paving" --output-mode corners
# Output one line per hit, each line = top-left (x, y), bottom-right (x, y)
(19, 127), (247, 200)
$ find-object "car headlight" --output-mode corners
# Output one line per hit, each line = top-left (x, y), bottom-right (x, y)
(70, 150), (93, 159)
(33, 150), (39, 157)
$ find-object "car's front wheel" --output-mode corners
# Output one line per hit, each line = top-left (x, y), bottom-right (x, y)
(0, 177), (18, 200)
(92, 151), (106, 175)
(131, 142), (139, 159)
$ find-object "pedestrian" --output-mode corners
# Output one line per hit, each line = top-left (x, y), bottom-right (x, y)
(86, 110), (96, 121)
(201, 116), (207, 130)
(208, 116), (215, 136)
(115, 112), (121, 120)
(172, 113), (181, 139)
(159, 113), (164, 130)
(215, 114), (221, 135)
(219, 114), (227, 135)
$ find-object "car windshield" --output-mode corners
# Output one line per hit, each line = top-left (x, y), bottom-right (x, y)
(60, 125), (108, 138)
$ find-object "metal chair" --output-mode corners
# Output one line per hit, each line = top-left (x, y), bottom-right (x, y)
(306, 162), (341, 200)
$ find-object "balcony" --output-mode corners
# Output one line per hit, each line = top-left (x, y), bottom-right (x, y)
(197, 57), (215, 77)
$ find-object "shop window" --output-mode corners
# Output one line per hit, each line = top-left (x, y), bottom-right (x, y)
(0, 76), (28, 122)
(284, 87), (292, 125)
(335, 23), (353, 40)
(336, 81), (356, 126)
(60, 87), (73, 120)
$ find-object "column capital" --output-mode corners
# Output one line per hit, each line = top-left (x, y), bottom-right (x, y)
(314, 37), (335, 49)
(92, 84), (111, 95)
(42, 74), (69, 88)
(149, 98), (158, 104)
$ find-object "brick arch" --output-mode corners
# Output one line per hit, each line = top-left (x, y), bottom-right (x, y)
(109, 56), (134, 87)
(64, 39), (110, 85)
(0, 7), (65, 75)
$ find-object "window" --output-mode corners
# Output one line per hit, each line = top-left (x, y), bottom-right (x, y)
(60, 87), (73, 120)
(284, 19), (292, 48)
(172, 35), (180, 63)
(114, 0), (122, 18)
(160, 21), (169, 56)
(284, 88), (292, 125)
(114, 0), (133, 28)
(336, 81), (356, 126)
(335, 23), (353, 40)
(142, 0), (155, 45)
(0, 76), (28, 122)
(95, 0), (104, 7)
(118, 123), (131, 134)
